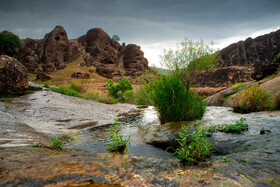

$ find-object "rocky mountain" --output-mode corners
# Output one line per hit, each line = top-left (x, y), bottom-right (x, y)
(195, 29), (280, 88)
(17, 26), (149, 82)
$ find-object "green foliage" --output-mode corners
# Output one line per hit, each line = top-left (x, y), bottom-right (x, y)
(50, 132), (80, 150)
(0, 32), (21, 56)
(69, 82), (81, 92)
(112, 34), (120, 41)
(0, 98), (8, 102)
(107, 119), (131, 153)
(123, 90), (134, 103)
(167, 124), (214, 163)
(43, 82), (50, 88)
(32, 142), (42, 147)
(105, 77), (133, 103)
(149, 75), (206, 123)
(221, 156), (228, 162)
(233, 85), (273, 113)
(231, 83), (247, 90)
(160, 39), (219, 87)
(51, 86), (83, 98)
(273, 52), (280, 62)
(208, 118), (248, 134)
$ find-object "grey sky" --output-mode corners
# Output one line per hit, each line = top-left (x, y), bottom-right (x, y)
(1, 0), (280, 66)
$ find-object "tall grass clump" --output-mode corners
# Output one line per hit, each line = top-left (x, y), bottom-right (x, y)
(149, 75), (206, 124)
(233, 85), (273, 113)
(274, 91), (280, 110)
(135, 39), (218, 123)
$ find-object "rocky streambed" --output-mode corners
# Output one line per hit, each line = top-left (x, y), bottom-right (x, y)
(0, 90), (280, 186)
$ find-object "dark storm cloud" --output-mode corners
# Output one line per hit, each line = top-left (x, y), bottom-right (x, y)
(0, 0), (280, 43)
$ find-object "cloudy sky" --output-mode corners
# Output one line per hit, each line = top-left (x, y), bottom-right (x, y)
(1, 0), (280, 66)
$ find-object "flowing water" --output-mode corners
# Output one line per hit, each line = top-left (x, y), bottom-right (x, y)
(1, 91), (280, 186)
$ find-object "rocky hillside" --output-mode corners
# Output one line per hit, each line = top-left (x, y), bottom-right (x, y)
(195, 29), (280, 88)
(17, 26), (149, 82)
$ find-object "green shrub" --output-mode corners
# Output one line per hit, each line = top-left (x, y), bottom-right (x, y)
(274, 91), (280, 110)
(167, 124), (214, 163)
(112, 34), (120, 41)
(50, 132), (80, 150)
(149, 75), (206, 123)
(105, 77), (133, 103)
(107, 119), (131, 153)
(123, 90), (134, 103)
(0, 31), (21, 56)
(233, 85), (273, 113)
(208, 118), (248, 134)
(43, 82), (50, 88)
(231, 83), (247, 90)
(69, 82), (81, 92)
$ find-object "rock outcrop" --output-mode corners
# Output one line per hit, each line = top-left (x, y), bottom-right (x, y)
(16, 26), (149, 82)
(77, 28), (148, 82)
(0, 55), (28, 94)
(196, 29), (280, 89)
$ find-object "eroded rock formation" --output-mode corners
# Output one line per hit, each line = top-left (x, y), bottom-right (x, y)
(0, 55), (28, 94)
(77, 28), (148, 82)
(16, 26), (149, 82)
(196, 29), (280, 88)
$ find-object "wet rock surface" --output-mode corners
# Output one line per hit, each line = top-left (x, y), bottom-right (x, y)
(0, 147), (255, 186)
(0, 91), (280, 186)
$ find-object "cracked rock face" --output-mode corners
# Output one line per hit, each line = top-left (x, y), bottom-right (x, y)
(0, 55), (28, 94)
(196, 29), (280, 88)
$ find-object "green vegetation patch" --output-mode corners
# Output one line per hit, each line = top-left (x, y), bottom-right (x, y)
(50, 132), (80, 151)
(233, 85), (273, 113)
(167, 123), (214, 164)
(107, 119), (131, 154)
(208, 118), (248, 134)
(105, 77), (133, 103)
(231, 83), (247, 90)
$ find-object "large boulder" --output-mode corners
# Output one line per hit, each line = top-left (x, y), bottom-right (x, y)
(0, 55), (28, 94)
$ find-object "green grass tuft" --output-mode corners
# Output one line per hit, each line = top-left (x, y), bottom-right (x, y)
(231, 83), (247, 90)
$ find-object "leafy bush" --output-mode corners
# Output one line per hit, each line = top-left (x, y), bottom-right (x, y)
(123, 90), (134, 103)
(50, 132), (80, 150)
(233, 85), (273, 113)
(107, 119), (131, 153)
(274, 91), (280, 110)
(105, 77), (133, 103)
(149, 75), (206, 123)
(160, 39), (219, 87)
(112, 34), (120, 41)
(208, 118), (248, 134)
(0, 31), (21, 56)
(167, 124), (214, 163)
(231, 83), (247, 90)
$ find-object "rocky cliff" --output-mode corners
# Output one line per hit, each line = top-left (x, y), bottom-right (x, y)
(196, 29), (280, 88)
(16, 26), (148, 82)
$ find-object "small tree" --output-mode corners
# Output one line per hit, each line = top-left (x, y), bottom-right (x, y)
(0, 32), (21, 56)
(160, 39), (219, 88)
(112, 34), (120, 41)
(105, 77), (133, 102)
